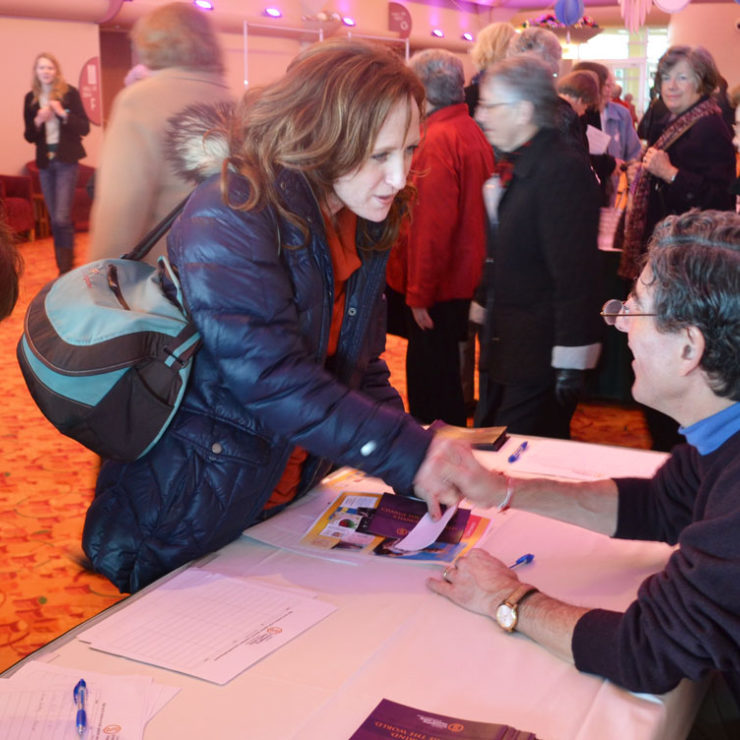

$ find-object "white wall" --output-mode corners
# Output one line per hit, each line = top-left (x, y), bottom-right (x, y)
(0, 18), (103, 174)
(2, 1), (737, 176)
(668, 3), (740, 89)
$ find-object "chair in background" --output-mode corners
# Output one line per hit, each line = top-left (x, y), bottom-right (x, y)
(0, 174), (35, 241)
(72, 163), (95, 231)
(25, 161), (95, 234)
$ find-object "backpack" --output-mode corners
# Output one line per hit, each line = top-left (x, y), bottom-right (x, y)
(16, 198), (200, 461)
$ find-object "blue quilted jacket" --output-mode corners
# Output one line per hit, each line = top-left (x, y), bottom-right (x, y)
(82, 167), (432, 592)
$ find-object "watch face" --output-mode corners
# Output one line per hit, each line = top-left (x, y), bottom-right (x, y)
(496, 603), (516, 631)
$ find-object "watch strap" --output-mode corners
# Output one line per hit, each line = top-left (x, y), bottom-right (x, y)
(504, 584), (538, 609)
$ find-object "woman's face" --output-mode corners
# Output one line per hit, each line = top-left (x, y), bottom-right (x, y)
(660, 59), (701, 115)
(35, 57), (57, 87)
(600, 72), (615, 111)
(330, 98), (421, 222)
(561, 93), (588, 117)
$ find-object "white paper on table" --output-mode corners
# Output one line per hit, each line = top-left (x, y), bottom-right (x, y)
(78, 569), (337, 685)
(586, 124), (611, 155)
(0, 661), (162, 739)
(392, 503), (458, 552)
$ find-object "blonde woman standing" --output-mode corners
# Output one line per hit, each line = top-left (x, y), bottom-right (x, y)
(23, 52), (89, 274)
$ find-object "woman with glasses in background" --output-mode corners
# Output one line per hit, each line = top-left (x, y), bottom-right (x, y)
(620, 45), (735, 450)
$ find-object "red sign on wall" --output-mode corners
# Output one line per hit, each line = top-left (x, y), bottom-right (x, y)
(78, 57), (101, 126)
(388, 2), (412, 39)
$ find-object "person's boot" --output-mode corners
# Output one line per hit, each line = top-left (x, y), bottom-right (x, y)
(55, 247), (75, 275)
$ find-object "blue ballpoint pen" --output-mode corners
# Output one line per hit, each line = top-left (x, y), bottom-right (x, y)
(507, 441), (528, 464)
(508, 553), (535, 569)
(74, 679), (87, 737)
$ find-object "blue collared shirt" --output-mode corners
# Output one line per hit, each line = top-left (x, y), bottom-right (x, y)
(680, 402), (740, 455)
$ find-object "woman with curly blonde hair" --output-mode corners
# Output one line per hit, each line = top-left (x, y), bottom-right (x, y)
(465, 22), (517, 115)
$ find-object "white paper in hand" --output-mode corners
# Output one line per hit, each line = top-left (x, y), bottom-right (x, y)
(391, 503), (459, 552)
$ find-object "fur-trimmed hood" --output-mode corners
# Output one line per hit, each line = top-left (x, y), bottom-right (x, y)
(165, 101), (234, 184)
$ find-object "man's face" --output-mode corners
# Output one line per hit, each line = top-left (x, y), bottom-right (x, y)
(475, 78), (527, 153)
(616, 266), (687, 417)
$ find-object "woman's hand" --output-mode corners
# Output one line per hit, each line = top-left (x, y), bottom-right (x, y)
(411, 306), (434, 330)
(34, 105), (53, 127)
(48, 100), (67, 121)
(642, 147), (678, 183)
(427, 549), (519, 616)
(413, 435), (504, 518)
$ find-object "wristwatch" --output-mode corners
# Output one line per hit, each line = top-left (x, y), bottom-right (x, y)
(495, 584), (539, 632)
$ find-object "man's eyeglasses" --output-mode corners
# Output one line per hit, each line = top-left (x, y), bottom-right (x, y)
(600, 298), (657, 326)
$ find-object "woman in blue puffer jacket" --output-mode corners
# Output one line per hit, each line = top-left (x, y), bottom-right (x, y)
(82, 39), (498, 593)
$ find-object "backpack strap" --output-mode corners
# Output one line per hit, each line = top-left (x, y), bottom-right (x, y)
(122, 194), (191, 262)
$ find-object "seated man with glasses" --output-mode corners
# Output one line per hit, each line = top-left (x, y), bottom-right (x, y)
(429, 208), (740, 738)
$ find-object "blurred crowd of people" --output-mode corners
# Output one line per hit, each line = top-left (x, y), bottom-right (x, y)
(391, 22), (737, 451)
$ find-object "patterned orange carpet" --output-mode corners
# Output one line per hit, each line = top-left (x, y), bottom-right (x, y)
(0, 235), (123, 673)
(0, 233), (650, 673)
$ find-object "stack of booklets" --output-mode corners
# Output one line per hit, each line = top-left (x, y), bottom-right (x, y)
(351, 699), (539, 739)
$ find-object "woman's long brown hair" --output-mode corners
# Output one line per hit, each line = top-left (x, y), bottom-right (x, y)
(225, 38), (425, 251)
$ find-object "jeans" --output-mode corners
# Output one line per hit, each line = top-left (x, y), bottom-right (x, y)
(39, 159), (78, 270)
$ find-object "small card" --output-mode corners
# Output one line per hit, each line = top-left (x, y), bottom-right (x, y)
(356, 493), (470, 544)
(429, 422), (508, 451)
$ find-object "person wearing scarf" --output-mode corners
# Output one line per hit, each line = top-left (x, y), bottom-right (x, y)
(621, 46), (735, 281)
(729, 83), (740, 202)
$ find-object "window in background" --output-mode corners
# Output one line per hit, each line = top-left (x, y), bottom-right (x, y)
(562, 27), (669, 119)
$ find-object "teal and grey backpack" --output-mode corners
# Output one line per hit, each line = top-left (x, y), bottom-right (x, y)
(17, 198), (199, 461)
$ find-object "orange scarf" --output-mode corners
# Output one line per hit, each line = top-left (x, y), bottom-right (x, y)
(263, 209), (360, 511)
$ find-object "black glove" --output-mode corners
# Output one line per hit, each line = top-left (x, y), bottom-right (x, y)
(554, 368), (586, 407)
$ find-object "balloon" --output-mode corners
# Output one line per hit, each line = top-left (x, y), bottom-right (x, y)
(653, 0), (690, 11)
(554, 0), (585, 26)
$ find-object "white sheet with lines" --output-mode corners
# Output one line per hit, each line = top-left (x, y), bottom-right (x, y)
(78, 569), (337, 684)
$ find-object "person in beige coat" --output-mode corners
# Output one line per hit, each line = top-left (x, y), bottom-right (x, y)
(89, 2), (232, 264)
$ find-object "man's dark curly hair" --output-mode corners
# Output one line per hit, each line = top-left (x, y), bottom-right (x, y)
(644, 209), (740, 401)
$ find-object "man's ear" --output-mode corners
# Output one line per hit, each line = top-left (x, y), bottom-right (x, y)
(679, 325), (705, 375)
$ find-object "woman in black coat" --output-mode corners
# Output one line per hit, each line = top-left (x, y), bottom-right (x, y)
(23, 52), (89, 274)
(474, 56), (603, 438)
(621, 46), (735, 451)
